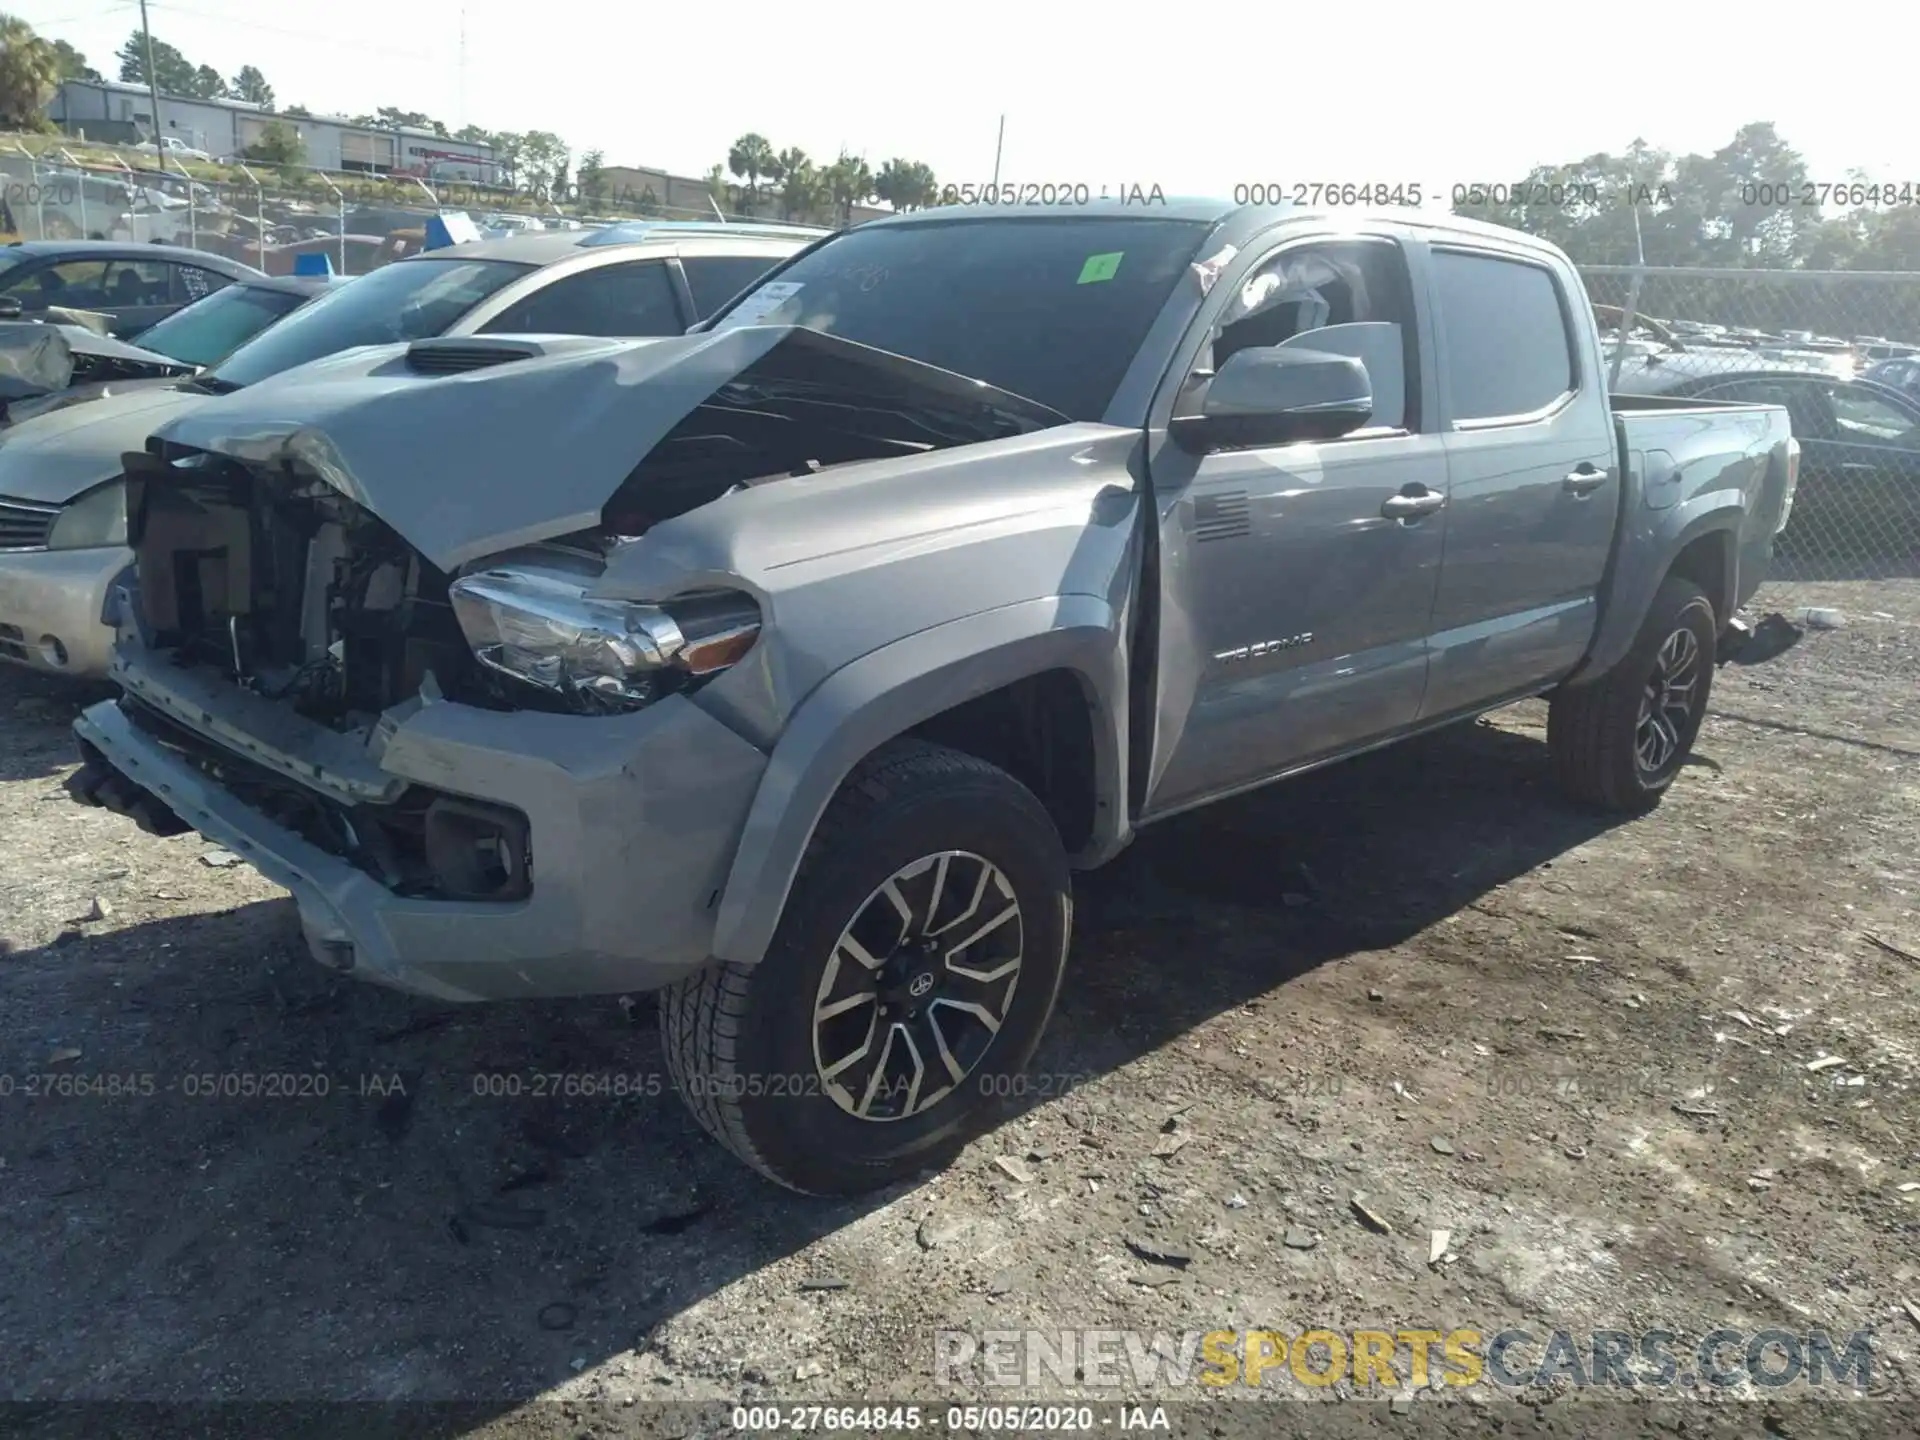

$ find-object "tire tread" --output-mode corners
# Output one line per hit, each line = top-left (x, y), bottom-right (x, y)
(660, 739), (1056, 1194)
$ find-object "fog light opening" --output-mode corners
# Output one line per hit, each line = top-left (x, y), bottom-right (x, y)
(38, 634), (68, 668)
(422, 797), (532, 902)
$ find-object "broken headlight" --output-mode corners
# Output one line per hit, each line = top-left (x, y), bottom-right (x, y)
(448, 567), (761, 714)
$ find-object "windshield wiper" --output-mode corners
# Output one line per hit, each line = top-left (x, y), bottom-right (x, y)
(187, 374), (243, 396)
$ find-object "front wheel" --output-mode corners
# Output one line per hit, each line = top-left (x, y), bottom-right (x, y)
(660, 740), (1073, 1195)
(1548, 575), (1716, 812)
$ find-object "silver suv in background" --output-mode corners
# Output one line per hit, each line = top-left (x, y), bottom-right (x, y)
(0, 223), (814, 677)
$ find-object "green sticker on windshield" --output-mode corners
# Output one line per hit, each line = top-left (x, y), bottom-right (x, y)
(1077, 251), (1124, 284)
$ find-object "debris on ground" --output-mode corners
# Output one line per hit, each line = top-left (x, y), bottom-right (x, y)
(198, 849), (242, 868)
(1429, 1229), (1451, 1265)
(1350, 1193), (1393, 1234)
(994, 1155), (1035, 1185)
(1430, 1137), (1456, 1156)
(1806, 1055), (1847, 1073)
(46, 1046), (81, 1066)
(797, 1277), (850, 1293)
(1283, 1228), (1318, 1251)
(1124, 1235), (1193, 1268)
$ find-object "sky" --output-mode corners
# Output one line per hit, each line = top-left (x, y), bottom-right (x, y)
(16, 0), (1917, 205)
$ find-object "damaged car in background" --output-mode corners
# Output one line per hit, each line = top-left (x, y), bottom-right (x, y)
(0, 224), (806, 678)
(69, 202), (1799, 1194)
(0, 320), (196, 423)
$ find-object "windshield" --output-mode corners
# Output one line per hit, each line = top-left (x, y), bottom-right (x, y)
(709, 217), (1214, 420)
(131, 283), (309, 368)
(207, 258), (531, 389)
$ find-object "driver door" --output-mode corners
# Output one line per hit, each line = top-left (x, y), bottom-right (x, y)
(1139, 230), (1448, 818)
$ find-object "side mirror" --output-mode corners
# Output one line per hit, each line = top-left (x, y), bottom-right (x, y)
(1171, 346), (1374, 452)
(0, 297), (21, 320)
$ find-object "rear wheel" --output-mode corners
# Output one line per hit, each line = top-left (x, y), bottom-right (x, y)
(661, 740), (1073, 1195)
(1549, 575), (1716, 812)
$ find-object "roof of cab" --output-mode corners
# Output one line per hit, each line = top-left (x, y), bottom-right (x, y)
(852, 198), (1573, 262)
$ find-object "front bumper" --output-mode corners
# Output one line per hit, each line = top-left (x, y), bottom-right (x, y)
(0, 544), (129, 676)
(71, 665), (770, 1002)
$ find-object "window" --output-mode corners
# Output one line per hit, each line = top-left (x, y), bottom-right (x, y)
(208, 257), (531, 389)
(174, 265), (233, 304)
(132, 282), (307, 367)
(99, 260), (172, 307)
(1201, 239), (1419, 432)
(682, 254), (784, 318)
(478, 260), (684, 336)
(4, 259), (110, 306)
(1700, 377), (1920, 449)
(1431, 249), (1576, 422)
(1830, 384), (1920, 445)
(709, 216), (1214, 421)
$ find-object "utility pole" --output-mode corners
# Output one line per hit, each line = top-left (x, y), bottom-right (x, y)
(457, 7), (467, 132)
(990, 115), (1005, 190)
(137, 0), (165, 155)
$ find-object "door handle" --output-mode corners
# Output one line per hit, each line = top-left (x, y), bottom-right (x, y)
(1381, 490), (1446, 519)
(1563, 466), (1609, 494)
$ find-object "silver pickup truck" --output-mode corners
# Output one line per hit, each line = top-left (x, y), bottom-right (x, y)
(67, 201), (1798, 1194)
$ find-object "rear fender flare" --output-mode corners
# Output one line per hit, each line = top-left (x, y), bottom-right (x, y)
(1565, 499), (1742, 687)
(707, 595), (1128, 967)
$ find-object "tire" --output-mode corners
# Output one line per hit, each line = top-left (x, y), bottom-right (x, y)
(660, 739), (1073, 1195)
(1549, 575), (1716, 813)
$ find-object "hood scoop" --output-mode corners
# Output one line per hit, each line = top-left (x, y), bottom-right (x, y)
(404, 336), (542, 375)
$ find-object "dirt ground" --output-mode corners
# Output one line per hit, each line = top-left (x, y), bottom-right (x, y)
(2, 579), (1916, 1437)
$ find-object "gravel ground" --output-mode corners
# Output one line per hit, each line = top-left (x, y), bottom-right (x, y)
(1, 580), (1916, 1437)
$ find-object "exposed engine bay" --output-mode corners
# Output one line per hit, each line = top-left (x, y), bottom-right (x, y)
(103, 328), (1074, 902)
(126, 446), (485, 728)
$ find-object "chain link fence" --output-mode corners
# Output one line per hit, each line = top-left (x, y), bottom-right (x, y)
(1580, 265), (1920, 588)
(0, 139), (762, 277)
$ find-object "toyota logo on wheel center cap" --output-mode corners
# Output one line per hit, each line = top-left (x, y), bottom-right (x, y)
(908, 972), (936, 998)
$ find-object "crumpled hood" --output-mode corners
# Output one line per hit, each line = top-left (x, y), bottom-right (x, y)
(0, 383), (207, 503)
(147, 326), (1068, 572)
(0, 322), (191, 402)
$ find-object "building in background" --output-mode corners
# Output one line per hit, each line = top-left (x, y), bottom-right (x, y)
(47, 80), (495, 182)
(596, 164), (891, 224)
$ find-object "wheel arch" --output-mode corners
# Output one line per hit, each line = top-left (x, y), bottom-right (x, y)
(707, 596), (1129, 968)
(1564, 506), (1742, 689)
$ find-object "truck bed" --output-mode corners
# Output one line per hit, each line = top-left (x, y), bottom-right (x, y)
(1608, 392), (1797, 626)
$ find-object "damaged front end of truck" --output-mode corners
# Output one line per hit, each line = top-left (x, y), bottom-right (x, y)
(66, 324), (1080, 1000)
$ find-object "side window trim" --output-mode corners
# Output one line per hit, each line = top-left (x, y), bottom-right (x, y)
(1183, 231), (1427, 442)
(1428, 243), (1582, 432)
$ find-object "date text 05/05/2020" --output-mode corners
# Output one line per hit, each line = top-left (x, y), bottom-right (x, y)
(935, 183), (1166, 207)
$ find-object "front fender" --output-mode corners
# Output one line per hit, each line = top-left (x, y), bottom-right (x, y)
(708, 594), (1128, 967)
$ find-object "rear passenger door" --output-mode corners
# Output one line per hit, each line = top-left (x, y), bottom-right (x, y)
(1419, 243), (1617, 719)
(474, 258), (689, 336)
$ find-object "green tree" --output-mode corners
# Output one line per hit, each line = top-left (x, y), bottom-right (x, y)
(873, 157), (938, 212)
(115, 30), (195, 93)
(774, 147), (820, 221)
(189, 63), (227, 99)
(823, 151), (874, 227)
(242, 119), (303, 166)
(230, 65), (273, 109)
(0, 13), (60, 131)
(49, 38), (100, 83)
(704, 161), (729, 215)
(726, 132), (776, 215)
(283, 103), (312, 119)
(517, 130), (568, 198)
(577, 147), (607, 208)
